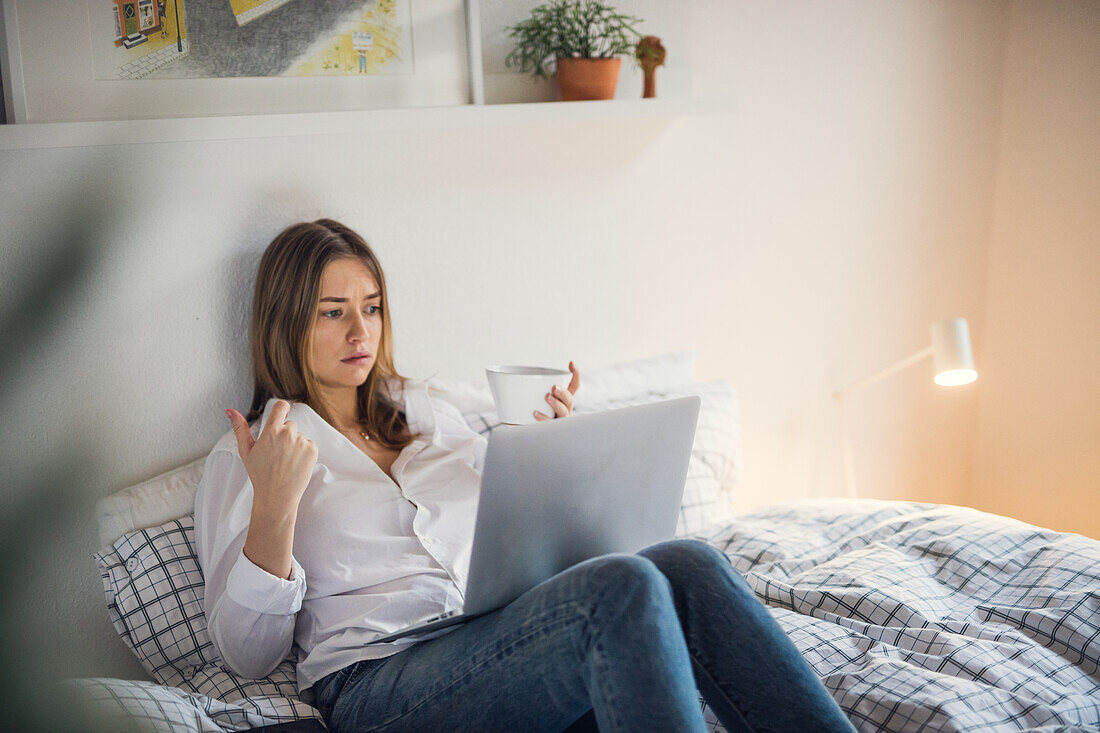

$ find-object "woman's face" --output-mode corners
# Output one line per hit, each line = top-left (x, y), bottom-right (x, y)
(307, 256), (383, 396)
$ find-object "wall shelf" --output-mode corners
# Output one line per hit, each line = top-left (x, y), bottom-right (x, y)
(0, 96), (732, 152)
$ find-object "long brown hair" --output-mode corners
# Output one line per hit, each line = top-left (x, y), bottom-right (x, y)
(246, 218), (416, 450)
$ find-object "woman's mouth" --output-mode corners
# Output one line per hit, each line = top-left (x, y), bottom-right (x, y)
(342, 353), (372, 365)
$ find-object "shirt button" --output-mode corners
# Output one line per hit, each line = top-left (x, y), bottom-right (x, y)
(125, 557), (139, 572)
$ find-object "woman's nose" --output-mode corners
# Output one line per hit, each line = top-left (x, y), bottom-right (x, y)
(348, 312), (370, 341)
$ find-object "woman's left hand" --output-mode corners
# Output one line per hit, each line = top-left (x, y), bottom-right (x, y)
(534, 361), (580, 421)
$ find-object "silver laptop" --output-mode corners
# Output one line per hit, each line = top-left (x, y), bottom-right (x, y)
(373, 395), (701, 643)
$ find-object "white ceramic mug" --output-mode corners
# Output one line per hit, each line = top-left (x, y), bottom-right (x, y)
(485, 365), (572, 425)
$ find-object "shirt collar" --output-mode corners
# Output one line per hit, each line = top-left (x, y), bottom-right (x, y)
(258, 378), (437, 443)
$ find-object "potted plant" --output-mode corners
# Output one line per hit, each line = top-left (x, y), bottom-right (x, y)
(505, 0), (643, 101)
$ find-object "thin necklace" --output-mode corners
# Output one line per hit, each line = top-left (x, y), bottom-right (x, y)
(338, 422), (368, 441)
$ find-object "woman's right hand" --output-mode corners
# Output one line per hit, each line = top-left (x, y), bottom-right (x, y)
(227, 400), (318, 512)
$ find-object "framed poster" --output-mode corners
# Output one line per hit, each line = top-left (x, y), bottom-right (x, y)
(1, 0), (474, 122)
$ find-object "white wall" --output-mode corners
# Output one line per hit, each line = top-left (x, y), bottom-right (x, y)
(971, 0), (1100, 539)
(0, 0), (1007, 684)
(684, 0), (1005, 508)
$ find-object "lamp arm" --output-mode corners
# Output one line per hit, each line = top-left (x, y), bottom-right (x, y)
(832, 346), (934, 402)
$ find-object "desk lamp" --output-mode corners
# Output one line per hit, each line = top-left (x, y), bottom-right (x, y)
(832, 317), (977, 498)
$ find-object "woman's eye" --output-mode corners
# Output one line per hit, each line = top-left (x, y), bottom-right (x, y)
(322, 309), (342, 319)
(366, 305), (382, 315)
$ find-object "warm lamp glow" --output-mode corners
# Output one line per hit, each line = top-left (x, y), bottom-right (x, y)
(935, 368), (978, 386)
(834, 316), (978, 499)
(930, 318), (976, 385)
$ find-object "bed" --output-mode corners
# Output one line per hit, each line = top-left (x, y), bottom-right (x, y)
(69, 354), (1100, 732)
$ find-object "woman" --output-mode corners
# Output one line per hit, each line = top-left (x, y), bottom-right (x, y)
(195, 219), (856, 733)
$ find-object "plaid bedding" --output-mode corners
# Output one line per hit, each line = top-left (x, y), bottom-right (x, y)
(699, 499), (1100, 733)
(77, 500), (1100, 732)
(58, 676), (310, 732)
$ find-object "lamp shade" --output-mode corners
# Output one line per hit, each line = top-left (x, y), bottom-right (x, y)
(931, 318), (977, 386)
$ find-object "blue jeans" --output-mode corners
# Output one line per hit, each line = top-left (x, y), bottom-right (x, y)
(312, 539), (855, 733)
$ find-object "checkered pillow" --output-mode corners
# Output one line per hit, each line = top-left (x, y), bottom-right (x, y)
(463, 380), (742, 538)
(94, 516), (320, 722)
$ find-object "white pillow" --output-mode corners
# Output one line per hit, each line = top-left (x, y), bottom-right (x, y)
(575, 350), (697, 404)
(96, 457), (205, 548)
(429, 351), (697, 415)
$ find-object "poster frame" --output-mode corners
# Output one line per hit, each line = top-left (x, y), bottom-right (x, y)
(0, 0), (483, 123)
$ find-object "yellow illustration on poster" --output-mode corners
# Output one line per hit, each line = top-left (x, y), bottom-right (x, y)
(290, 1), (409, 76)
(91, 1), (190, 80)
(90, 0), (412, 80)
(228, 0), (295, 26)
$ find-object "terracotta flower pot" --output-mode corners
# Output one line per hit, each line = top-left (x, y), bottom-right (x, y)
(556, 57), (622, 101)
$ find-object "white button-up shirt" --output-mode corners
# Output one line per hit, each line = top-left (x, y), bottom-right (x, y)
(193, 378), (486, 696)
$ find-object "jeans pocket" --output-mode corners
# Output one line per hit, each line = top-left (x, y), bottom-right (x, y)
(342, 658), (377, 692)
(323, 659), (392, 733)
(313, 664), (354, 719)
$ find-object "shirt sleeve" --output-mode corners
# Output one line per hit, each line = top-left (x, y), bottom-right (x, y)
(194, 444), (307, 679)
